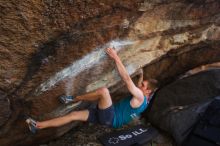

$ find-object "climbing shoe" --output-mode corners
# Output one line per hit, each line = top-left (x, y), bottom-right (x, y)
(26, 117), (38, 134)
(59, 95), (75, 104)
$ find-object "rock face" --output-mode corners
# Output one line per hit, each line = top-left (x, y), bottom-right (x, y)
(146, 69), (220, 144)
(0, 91), (11, 127)
(0, 0), (220, 145)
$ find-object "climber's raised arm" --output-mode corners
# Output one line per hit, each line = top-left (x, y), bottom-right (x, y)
(106, 48), (144, 101)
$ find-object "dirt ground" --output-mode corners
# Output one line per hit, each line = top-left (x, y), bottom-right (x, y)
(46, 119), (176, 146)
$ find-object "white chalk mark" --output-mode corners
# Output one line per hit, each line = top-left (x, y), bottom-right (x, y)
(65, 77), (74, 96)
(85, 63), (137, 92)
(34, 39), (136, 95)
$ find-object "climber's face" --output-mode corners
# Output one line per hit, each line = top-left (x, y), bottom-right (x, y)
(139, 80), (152, 96)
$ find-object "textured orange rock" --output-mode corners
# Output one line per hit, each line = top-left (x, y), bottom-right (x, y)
(0, 0), (219, 145)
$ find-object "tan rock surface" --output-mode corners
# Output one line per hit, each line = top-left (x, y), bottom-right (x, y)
(0, 0), (219, 145)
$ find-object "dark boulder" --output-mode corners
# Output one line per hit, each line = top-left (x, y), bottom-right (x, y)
(147, 69), (220, 144)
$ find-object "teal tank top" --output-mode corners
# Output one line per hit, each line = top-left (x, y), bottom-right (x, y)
(112, 95), (148, 128)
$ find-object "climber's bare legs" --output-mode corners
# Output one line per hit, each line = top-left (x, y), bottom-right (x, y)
(35, 87), (112, 129)
(36, 110), (89, 129)
(75, 87), (112, 109)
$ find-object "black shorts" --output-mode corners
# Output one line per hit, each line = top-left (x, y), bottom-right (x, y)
(87, 105), (114, 127)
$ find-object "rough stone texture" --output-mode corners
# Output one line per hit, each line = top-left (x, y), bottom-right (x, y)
(146, 69), (220, 144)
(0, 0), (220, 145)
(0, 90), (11, 127)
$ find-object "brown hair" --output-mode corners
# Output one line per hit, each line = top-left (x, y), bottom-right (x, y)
(147, 78), (159, 91)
